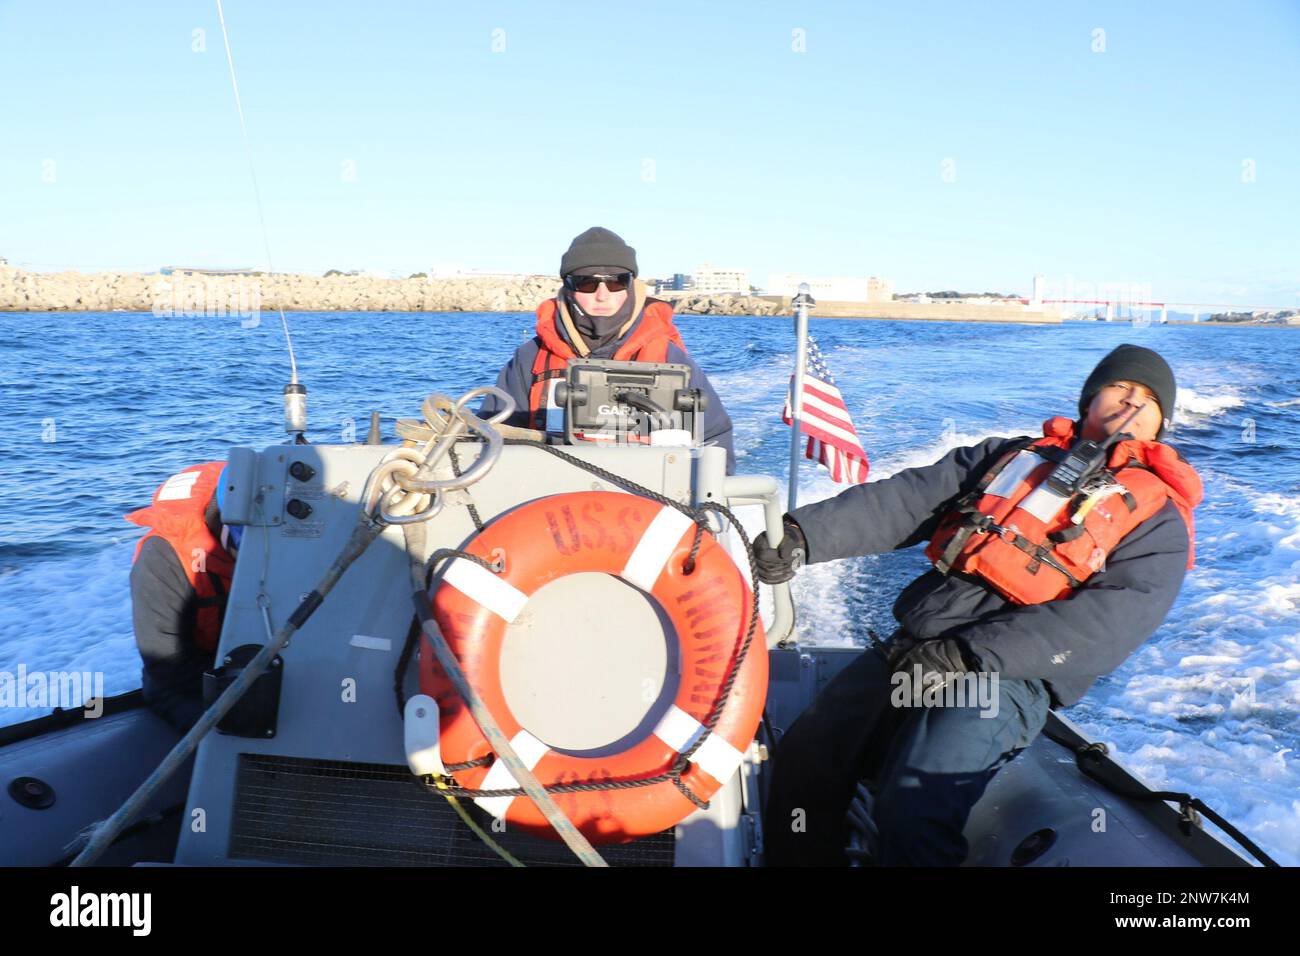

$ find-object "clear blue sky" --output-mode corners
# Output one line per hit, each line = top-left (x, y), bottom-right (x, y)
(1, 0), (1296, 305)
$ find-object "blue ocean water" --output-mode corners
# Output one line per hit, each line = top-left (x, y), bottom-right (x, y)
(1, 309), (1297, 863)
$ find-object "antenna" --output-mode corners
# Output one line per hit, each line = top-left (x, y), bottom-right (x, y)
(1100, 403), (1146, 450)
(215, 0), (307, 441)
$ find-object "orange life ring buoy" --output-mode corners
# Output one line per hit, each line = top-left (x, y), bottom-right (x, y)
(420, 491), (768, 845)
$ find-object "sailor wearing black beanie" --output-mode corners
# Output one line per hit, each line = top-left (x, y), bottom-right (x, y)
(480, 227), (737, 473)
(1078, 343), (1177, 439)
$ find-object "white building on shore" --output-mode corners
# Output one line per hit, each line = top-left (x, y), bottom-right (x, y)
(692, 264), (750, 294)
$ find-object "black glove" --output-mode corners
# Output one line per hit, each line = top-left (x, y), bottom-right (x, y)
(892, 638), (979, 686)
(882, 631), (920, 670)
(751, 516), (808, 584)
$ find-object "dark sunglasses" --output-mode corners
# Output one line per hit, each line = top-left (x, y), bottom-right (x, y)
(564, 272), (633, 294)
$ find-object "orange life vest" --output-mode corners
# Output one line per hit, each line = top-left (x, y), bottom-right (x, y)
(125, 461), (235, 652)
(527, 297), (686, 432)
(925, 416), (1203, 606)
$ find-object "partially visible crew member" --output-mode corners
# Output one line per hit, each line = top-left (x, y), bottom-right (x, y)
(126, 462), (240, 733)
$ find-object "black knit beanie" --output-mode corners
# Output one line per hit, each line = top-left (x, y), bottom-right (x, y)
(1078, 344), (1176, 436)
(560, 227), (638, 277)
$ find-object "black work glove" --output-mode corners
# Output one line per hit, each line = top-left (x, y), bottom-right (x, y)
(882, 631), (920, 670)
(892, 638), (980, 686)
(751, 516), (808, 585)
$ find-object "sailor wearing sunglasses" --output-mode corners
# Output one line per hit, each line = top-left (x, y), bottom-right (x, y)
(482, 227), (736, 472)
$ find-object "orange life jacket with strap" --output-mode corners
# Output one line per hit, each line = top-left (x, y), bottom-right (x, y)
(527, 296), (686, 433)
(925, 416), (1203, 606)
(125, 461), (235, 652)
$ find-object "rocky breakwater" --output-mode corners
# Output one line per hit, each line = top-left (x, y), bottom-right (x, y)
(660, 293), (784, 316)
(0, 265), (571, 313)
(1, 266), (789, 316)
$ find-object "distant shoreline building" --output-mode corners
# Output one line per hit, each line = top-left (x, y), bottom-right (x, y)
(691, 264), (750, 294)
(429, 263), (545, 282)
(653, 273), (694, 295)
(159, 265), (254, 276)
(765, 273), (894, 303)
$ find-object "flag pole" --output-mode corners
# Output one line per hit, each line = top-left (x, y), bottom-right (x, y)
(788, 283), (814, 512)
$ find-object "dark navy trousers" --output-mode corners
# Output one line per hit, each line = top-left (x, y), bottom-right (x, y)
(763, 646), (1051, 866)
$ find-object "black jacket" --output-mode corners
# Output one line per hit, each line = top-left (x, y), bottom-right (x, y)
(130, 536), (218, 733)
(479, 301), (736, 474)
(789, 434), (1192, 708)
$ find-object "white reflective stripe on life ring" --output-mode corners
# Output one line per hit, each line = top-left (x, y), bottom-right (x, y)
(474, 729), (551, 819)
(651, 704), (745, 785)
(622, 507), (696, 592)
(443, 558), (529, 624)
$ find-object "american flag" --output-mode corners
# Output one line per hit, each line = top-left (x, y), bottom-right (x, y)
(782, 336), (870, 484)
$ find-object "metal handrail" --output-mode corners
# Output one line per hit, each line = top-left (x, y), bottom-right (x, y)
(723, 475), (796, 648)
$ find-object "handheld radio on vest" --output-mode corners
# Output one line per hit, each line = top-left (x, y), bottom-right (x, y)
(1045, 404), (1146, 497)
